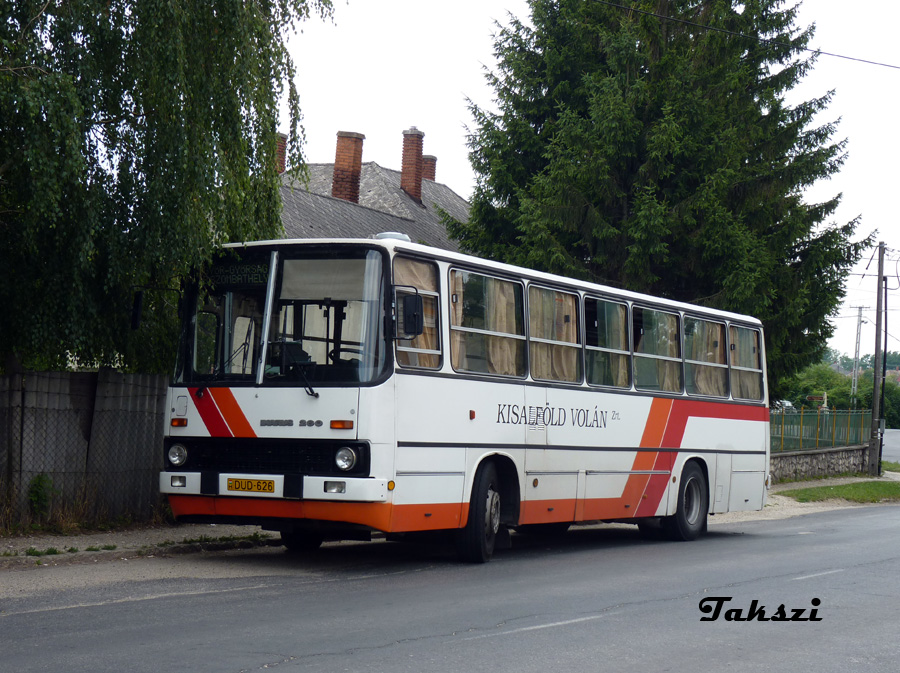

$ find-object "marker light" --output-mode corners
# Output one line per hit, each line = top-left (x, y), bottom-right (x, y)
(170, 418), (188, 428)
(331, 420), (354, 430)
(168, 444), (188, 466)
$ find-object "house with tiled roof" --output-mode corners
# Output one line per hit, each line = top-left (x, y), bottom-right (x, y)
(278, 128), (467, 251)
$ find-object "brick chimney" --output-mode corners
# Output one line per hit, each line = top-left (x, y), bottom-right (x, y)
(422, 155), (437, 182)
(331, 131), (365, 203)
(400, 127), (425, 203)
(275, 132), (288, 174)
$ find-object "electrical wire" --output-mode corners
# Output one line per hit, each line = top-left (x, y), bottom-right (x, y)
(589, 0), (900, 70)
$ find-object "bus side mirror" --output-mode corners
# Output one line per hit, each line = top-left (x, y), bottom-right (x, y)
(401, 294), (425, 338)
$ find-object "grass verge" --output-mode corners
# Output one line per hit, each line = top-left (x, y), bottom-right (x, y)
(779, 481), (900, 504)
(882, 460), (900, 472)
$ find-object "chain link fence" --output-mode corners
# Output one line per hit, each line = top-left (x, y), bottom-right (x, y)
(1, 370), (168, 531)
(770, 409), (871, 453)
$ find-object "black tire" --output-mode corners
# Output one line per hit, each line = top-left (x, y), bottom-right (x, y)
(457, 461), (502, 563)
(663, 461), (708, 541)
(281, 530), (324, 553)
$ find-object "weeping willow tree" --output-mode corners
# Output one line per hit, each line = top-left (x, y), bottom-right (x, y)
(0, 0), (332, 372)
(448, 0), (870, 393)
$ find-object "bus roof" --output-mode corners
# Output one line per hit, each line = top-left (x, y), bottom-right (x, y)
(223, 237), (763, 327)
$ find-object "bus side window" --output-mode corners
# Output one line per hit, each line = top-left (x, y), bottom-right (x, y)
(449, 269), (526, 377)
(730, 325), (764, 400)
(529, 286), (581, 383)
(633, 307), (682, 393)
(585, 297), (630, 388)
(684, 317), (728, 397)
(394, 257), (441, 369)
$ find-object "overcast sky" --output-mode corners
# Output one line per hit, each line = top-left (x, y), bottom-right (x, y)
(287, 0), (900, 359)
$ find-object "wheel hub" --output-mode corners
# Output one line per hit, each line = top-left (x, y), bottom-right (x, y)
(486, 487), (500, 536)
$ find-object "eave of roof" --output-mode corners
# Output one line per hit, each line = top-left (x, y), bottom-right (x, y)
(279, 162), (467, 251)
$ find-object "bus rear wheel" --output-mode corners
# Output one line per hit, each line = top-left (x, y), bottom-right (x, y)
(663, 461), (708, 541)
(457, 461), (501, 563)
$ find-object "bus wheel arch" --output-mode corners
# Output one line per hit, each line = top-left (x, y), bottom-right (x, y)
(490, 454), (521, 527)
(457, 455), (519, 563)
(664, 458), (709, 541)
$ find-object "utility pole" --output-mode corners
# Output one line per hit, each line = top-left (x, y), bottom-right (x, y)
(851, 306), (865, 409)
(870, 242), (885, 475)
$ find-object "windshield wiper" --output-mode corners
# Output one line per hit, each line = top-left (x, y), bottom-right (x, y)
(296, 363), (319, 399)
(212, 341), (250, 379)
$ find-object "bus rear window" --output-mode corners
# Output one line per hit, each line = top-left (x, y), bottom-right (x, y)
(730, 326), (764, 400)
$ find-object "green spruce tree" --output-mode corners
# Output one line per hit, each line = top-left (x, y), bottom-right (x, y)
(449, 0), (870, 392)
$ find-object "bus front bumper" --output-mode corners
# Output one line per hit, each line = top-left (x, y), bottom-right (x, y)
(159, 472), (389, 502)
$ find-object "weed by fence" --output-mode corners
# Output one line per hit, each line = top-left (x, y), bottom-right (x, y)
(770, 408), (871, 452)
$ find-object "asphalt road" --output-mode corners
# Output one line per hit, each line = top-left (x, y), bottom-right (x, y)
(2, 506), (899, 673)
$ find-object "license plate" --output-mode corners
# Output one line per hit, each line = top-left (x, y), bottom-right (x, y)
(227, 478), (275, 494)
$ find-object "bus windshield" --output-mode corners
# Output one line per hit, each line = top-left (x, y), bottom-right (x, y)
(177, 246), (388, 386)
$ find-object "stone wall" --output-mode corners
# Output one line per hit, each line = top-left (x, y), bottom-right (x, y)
(770, 445), (870, 483)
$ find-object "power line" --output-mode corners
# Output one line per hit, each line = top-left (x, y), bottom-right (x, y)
(590, 0), (900, 71)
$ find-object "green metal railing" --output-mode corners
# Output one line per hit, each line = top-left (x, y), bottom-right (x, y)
(770, 409), (871, 453)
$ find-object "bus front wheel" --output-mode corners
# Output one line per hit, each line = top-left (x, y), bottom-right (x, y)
(457, 461), (501, 563)
(663, 461), (708, 541)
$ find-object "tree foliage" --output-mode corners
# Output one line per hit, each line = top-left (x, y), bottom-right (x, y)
(1, 0), (332, 372)
(448, 0), (871, 393)
(780, 362), (900, 428)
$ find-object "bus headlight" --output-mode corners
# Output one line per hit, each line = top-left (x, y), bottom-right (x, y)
(168, 444), (188, 467)
(335, 446), (358, 471)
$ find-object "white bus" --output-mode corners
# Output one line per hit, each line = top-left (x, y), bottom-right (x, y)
(160, 236), (769, 562)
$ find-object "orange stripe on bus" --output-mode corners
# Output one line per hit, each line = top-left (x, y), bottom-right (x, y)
(640, 398), (673, 448)
(520, 498), (577, 525)
(582, 497), (640, 521)
(610, 449), (660, 517)
(390, 503), (464, 532)
(209, 388), (256, 438)
(168, 495), (392, 532)
(523, 495), (660, 523)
